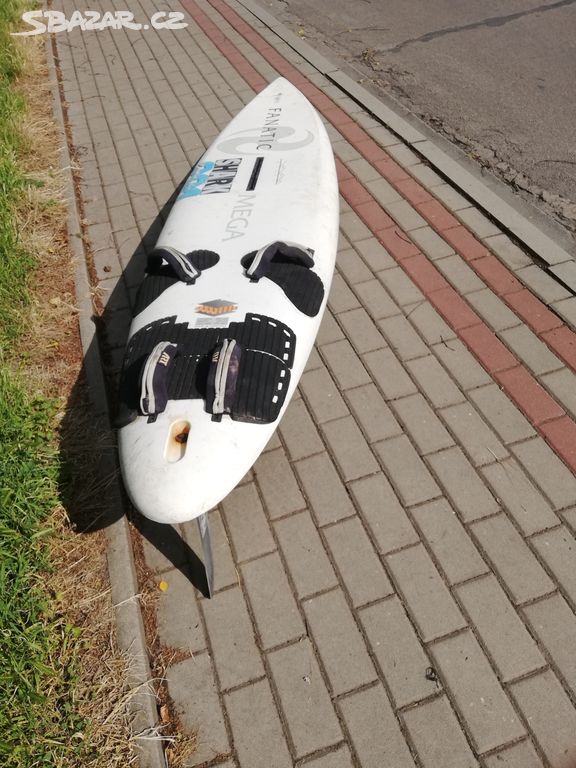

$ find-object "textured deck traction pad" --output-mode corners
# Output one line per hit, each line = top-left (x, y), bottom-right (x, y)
(116, 313), (295, 426)
(241, 243), (325, 317)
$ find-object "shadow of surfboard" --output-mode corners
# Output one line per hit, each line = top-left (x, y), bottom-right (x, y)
(58, 170), (212, 599)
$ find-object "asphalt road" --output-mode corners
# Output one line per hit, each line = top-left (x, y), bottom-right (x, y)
(262, 0), (576, 232)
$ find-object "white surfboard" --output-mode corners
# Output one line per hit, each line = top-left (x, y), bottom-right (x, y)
(117, 78), (339, 534)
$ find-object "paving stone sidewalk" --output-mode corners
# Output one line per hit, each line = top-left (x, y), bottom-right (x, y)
(51, 0), (576, 765)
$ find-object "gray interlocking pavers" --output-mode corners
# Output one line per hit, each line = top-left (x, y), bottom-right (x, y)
(303, 589), (378, 695)
(456, 575), (545, 682)
(294, 452), (355, 526)
(322, 517), (394, 606)
(338, 684), (417, 768)
(470, 515), (555, 604)
(349, 472), (419, 554)
(360, 596), (439, 708)
(225, 679), (292, 768)
(439, 401), (509, 465)
(430, 630), (526, 752)
(402, 696), (479, 768)
(480, 459), (558, 535)
(387, 544), (467, 641)
(510, 670), (576, 768)
(267, 639), (343, 758)
(344, 383), (403, 443)
(410, 499), (489, 585)
(274, 511), (338, 599)
(53, 1), (576, 764)
(241, 552), (304, 649)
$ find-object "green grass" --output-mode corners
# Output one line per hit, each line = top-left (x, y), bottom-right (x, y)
(0, 5), (91, 766)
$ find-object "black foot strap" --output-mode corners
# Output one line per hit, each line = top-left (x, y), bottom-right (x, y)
(133, 248), (220, 315)
(241, 241), (325, 317)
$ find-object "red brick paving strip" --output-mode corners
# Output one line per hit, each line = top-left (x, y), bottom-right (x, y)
(180, 0), (576, 477)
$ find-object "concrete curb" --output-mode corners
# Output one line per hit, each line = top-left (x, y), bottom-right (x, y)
(45, 36), (167, 768)
(235, 0), (576, 275)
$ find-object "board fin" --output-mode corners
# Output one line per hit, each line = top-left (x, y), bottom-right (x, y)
(197, 513), (214, 598)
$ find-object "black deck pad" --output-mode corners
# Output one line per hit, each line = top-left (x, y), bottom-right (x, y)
(133, 249), (220, 316)
(115, 313), (296, 427)
(241, 243), (324, 317)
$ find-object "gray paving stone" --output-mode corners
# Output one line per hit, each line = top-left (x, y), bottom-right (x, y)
(406, 355), (466, 408)
(484, 233), (533, 270)
(241, 552), (304, 650)
(432, 338), (492, 390)
(531, 526), (576, 608)
(347, 156), (382, 183)
(457, 208), (501, 238)
(387, 544), (466, 641)
(322, 415), (379, 481)
(360, 596), (438, 708)
(166, 654), (230, 766)
(364, 347), (419, 400)
(435, 254), (486, 294)
(515, 265), (572, 303)
(339, 211), (373, 248)
(523, 593), (576, 697)
(468, 383), (536, 444)
(321, 339), (372, 390)
(376, 435), (441, 506)
(391, 393), (454, 455)
(499, 325), (563, 375)
(278, 399), (324, 461)
(378, 266), (425, 306)
(299, 365), (349, 424)
(470, 515), (555, 604)
(317, 309), (346, 346)
(220, 483), (275, 563)
(354, 237), (396, 271)
(303, 746), (355, 768)
(303, 589), (377, 695)
(329, 272), (363, 314)
(354, 278), (401, 320)
(512, 437), (576, 510)
(337, 307), (386, 354)
(295, 452), (355, 526)
(541, 368), (576, 418)
(201, 586), (264, 691)
(156, 567), (206, 653)
(385, 199), (428, 231)
(483, 741), (545, 768)
(466, 288), (523, 332)
(253, 448), (305, 520)
(323, 517), (394, 606)
(411, 498), (489, 585)
(410, 226), (456, 260)
(225, 679), (291, 768)
(402, 696), (479, 768)
(349, 472), (419, 554)
(267, 639), (342, 758)
(337, 247), (373, 285)
(427, 447), (500, 523)
(439, 401), (508, 465)
(510, 670), (576, 768)
(431, 184), (470, 211)
(377, 314), (430, 360)
(430, 630), (525, 752)
(338, 684), (417, 768)
(480, 459), (558, 535)
(457, 575), (545, 682)
(404, 300), (457, 345)
(345, 383), (403, 443)
(274, 510), (338, 599)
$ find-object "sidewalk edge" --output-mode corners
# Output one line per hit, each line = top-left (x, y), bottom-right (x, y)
(45, 37), (167, 768)
(235, 0), (576, 271)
